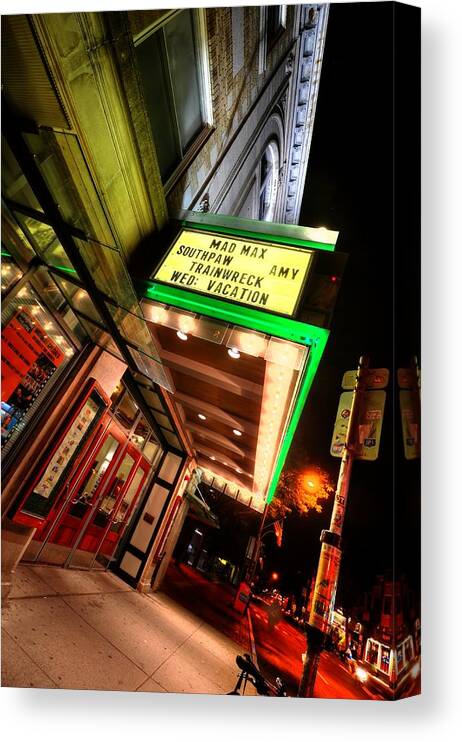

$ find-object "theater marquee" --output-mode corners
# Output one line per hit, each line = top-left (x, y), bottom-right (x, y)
(153, 229), (313, 317)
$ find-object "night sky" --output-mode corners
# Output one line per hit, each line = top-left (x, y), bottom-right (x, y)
(265, 2), (420, 609)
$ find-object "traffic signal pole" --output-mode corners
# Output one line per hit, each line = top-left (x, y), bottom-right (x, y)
(298, 356), (369, 697)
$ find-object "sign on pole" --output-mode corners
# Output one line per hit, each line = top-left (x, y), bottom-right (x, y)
(397, 366), (420, 390)
(330, 391), (353, 457)
(309, 542), (342, 634)
(399, 389), (420, 459)
(355, 390), (386, 461)
(342, 368), (389, 390)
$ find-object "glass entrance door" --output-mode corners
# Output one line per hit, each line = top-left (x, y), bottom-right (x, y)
(69, 449), (151, 570)
(35, 425), (124, 565)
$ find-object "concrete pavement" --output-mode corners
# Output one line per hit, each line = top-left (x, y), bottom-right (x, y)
(1, 564), (253, 695)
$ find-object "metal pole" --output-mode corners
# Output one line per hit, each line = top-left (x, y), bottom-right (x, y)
(298, 355), (369, 697)
(247, 502), (269, 585)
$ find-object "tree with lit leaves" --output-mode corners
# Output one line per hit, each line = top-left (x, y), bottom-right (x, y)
(269, 466), (334, 520)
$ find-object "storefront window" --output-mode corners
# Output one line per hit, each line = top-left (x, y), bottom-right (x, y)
(404, 637), (414, 664)
(131, 415), (150, 451)
(113, 389), (139, 435)
(380, 646), (391, 674)
(110, 381), (125, 409)
(94, 452), (135, 528)
(143, 432), (160, 463)
(1, 282), (76, 448)
(68, 434), (120, 520)
(366, 640), (379, 666)
(1, 265), (92, 454)
(110, 464), (146, 534)
(397, 642), (404, 672)
(1, 252), (23, 295)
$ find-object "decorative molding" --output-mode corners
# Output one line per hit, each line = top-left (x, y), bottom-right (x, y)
(282, 4), (330, 224)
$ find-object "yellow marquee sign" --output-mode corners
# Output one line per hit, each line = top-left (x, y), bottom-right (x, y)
(153, 229), (313, 317)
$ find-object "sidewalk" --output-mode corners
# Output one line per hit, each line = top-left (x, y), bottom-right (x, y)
(1, 564), (253, 694)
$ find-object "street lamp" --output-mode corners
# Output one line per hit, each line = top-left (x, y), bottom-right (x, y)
(303, 471), (321, 492)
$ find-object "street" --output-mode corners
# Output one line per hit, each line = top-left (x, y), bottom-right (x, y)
(249, 600), (383, 700)
(162, 565), (384, 699)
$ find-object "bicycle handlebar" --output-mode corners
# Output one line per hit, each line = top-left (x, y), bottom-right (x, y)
(233, 654), (287, 697)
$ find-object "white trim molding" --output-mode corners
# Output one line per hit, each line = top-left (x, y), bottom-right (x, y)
(281, 4), (330, 224)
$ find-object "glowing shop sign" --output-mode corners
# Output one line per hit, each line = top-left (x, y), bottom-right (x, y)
(153, 229), (313, 317)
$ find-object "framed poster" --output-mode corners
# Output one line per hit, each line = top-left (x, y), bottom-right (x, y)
(13, 382), (109, 524)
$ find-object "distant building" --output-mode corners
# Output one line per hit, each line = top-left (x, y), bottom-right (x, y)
(335, 574), (420, 696)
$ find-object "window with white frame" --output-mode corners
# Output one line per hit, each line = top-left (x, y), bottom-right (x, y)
(258, 141), (279, 221)
(134, 9), (212, 184)
(267, 5), (287, 50)
(259, 5), (287, 73)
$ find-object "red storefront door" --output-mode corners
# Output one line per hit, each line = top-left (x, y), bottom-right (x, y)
(34, 422), (126, 565)
(66, 443), (151, 570)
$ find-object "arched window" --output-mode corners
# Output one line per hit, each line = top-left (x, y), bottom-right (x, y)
(258, 140), (279, 221)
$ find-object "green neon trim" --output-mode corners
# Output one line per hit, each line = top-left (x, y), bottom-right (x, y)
(1, 251), (12, 257)
(181, 219), (336, 252)
(142, 281), (328, 347)
(265, 332), (328, 504)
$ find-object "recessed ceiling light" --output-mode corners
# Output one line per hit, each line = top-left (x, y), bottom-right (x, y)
(228, 347), (240, 359)
(233, 429), (242, 436)
(176, 330), (188, 341)
(198, 413), (207, 420)
(236, 468), (242, 474)
(210, 455), (216, 460)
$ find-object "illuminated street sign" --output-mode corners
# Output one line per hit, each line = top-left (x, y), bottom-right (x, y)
(400, 389), (420, 459)
(153, 228), (313, 317)
(356, 390), (386, 461)
(330, 388), (386, 460)
(342, 368), (389, 390)
(330, 391), (353, 457)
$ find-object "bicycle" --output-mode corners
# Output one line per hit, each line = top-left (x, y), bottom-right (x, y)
(228, 653), (287, 696)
